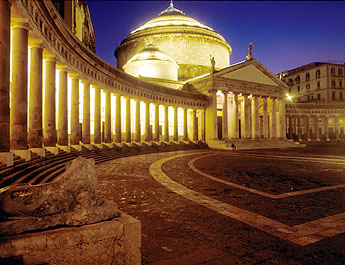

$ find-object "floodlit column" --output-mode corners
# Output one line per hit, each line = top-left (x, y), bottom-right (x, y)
(314, 115), (320, 141)
(70, 74), (80, 145)
(297, 116), (302, 141)
(173, 106), (178, 141)
(135, 99), (141, 142)
(304, 116), (310, 141)
(199, 109), (205, 141)
(43, 55), (57, 147)
(164, 105), (169, 142)
(252, 95), (260, 139)
(154, 104), (159, 142)
(28, 42), (43, 148)
(192, 109), (198, 141)
(232, 93), (239, 139)
(115, 94), (121, 143)
(57, 66), (68, 145)
(144, 102), (151, 142)
(82, 81), (90, 144)
(222, 91), (228, 139)
(0, 0), (11, 152)
(10, 20), (29, 150)
(93, 87), (101, 144)
(335, 117), (339, 139)
(278, 98), (286, 139)
(243, 95), (250, 138)
(104, 91), (111, 143)
(288, 115), (293, 139)
(125, 97), (131, 143)
(270, 98), (277, 138)
(183, 108), (188, 141)
(262, 97), (268, 139)
(324, 116), (329, 141)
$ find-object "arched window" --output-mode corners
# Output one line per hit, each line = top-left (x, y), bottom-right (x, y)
(331, 68), (335, 76)
(316, 70), (320, 78)
(306, 73), (310, 81)
(339, 69), (343, 76)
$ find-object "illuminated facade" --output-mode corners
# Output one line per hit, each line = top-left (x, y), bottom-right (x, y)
(0, 0), (290, 167)
(279, 62), (345, 141)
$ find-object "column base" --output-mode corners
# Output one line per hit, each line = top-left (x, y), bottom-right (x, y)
(326, 138), (330, 141)
(45, 147), (59, 155)
(11, 150), (31, 161)
(82, 144), (94, 150)
(58, 145), (71, 153)
(71, 145), (82, 151)
(133, 142), (142, 146)
(30, 148), (46, 157)
(143, 141), (152, 146)
(104, 143), (114, 148)
(316, 138), (321, 142)
(308, 139), (312, 142)
(94, 144), (104, 149)
(152, 141), (161, 146)
(0, 152), (13, 167)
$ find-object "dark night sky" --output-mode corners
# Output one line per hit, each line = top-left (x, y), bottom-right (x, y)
(87, 0), (345, 74)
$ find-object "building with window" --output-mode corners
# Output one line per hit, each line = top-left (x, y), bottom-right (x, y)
(279, 62), (345, 141)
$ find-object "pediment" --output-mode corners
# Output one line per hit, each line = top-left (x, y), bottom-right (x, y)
(216, 61), (282, 87)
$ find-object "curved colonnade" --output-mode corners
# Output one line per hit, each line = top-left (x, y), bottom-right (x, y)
(0, 0), (207, 165)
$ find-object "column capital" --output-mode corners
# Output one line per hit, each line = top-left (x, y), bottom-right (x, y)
(43, 51), (56, 62)
(29, 39), (44, 49)
(69, 73), (79, 79)
(11, 18), (30, 30)
(222, 90), (229, 95)
(56, 64), (68, 71)
(81, 80), (91, 85)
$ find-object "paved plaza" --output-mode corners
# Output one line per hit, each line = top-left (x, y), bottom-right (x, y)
(96, 146), (345, 264)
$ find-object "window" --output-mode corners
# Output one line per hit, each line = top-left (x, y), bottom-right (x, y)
(340, 81), (343, 88)
(340, 92), (343, 101)
(306, 73), (310, 81)
(332, 80), (336, 88)
(339, 69), (343, 76)
(332, 92), (336, 100)
(306, 84), (310, 90)
(317, 94), (321, 100)
(295, 76), (300, 84)
(297, 86), (300, 92)
(331, 68), (335, 76)
(316, 70), (320, 78)
(317, 82), (320, 89)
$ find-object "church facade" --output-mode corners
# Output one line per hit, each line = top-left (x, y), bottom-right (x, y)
(0, 0), (290, 167)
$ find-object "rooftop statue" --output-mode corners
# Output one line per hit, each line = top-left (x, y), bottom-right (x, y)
(246, 42), (254, 60)
(210, 54), (216, 73)
(0, 157), (119, 236)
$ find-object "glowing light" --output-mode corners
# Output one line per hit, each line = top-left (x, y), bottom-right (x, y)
(286, 93), (292, 101)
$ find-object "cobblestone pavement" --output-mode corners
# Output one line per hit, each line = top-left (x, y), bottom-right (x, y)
(96, 146), (345, 264)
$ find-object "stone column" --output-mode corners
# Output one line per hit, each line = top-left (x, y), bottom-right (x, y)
(173, 106), (178, 142)
(82, 81), (90, 144)
(183, 108), (189, 141)
(0, 0), (12, 165)
(164, 105), (169, 142)
(278, 98), (286, 139)
(154, 104), (160, 142)
(243, 95), (251, 138)
(10, 20), (29, 152)
(314, 115), (320, 141)
(304, 116), (310, 141)
(93, 87), (101, 144)
(297, 116), (302, 141)
(0, 0), (11, 153)
(115, 94), (121, 143)
(144, 102), (151, 142)
(28, 41), (43, 149)
(57, 66), (68, 146)
(192, 109), (198, 141)
(70, 74), (80, 145)
(205, 90), (218, 140)
(252, 95), (260, 139)
(324, 116), (330, 141)
(135, 99), (141, 142)
(43, 55), (57, 147)
(270, 98), (277, 139)
(104, 91), (111, 143)
(200, 109), (205, 141)
(335, 117), (339, 139)
(262, 97), (268, 139)
(222, 91), (228, 139)
(232, 93), (239, 139)
(125, 97), (131, 143)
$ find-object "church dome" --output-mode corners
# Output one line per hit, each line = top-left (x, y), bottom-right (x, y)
(115, 2), (232, 81)
(123, 45), (179, 81)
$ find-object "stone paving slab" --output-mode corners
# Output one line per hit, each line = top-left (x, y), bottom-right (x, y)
(96, 148), (345, 264)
